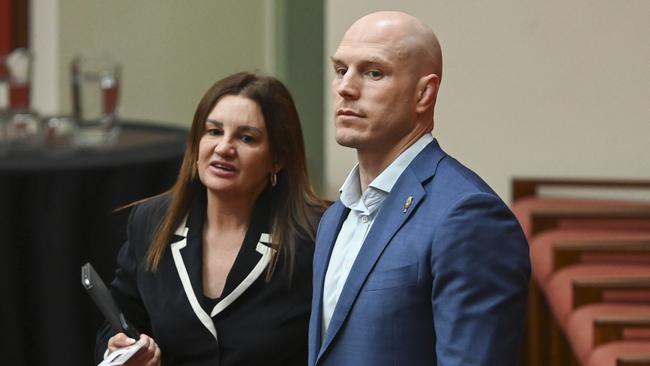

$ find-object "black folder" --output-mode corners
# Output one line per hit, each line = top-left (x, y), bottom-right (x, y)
(81, 262), (140, 339)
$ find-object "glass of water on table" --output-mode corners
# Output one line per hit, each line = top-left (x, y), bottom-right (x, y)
(71, 55), (121, 146)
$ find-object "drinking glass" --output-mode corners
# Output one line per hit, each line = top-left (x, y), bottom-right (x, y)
(71, 55), (121, 145)
(3, 49), (40, 148)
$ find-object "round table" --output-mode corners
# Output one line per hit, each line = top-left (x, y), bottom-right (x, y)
(0, 121), (187, 366)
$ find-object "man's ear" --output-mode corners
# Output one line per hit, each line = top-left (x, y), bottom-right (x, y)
(415, 74), (440, 114)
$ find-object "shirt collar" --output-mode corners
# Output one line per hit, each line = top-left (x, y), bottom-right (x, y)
(369, 133), (433, 193)
(339, 164), (362, 209)
(339, 133), (433, 208)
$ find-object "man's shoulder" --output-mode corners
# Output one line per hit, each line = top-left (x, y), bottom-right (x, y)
(407, 138), (496, 196)
(436, 155), (495, 193)
(415, 152), (508, 212)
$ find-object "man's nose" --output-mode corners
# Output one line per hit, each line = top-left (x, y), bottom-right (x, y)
(336, 73), (360, 100)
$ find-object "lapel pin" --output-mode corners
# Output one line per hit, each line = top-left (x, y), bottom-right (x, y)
(403, 196), (413, 213)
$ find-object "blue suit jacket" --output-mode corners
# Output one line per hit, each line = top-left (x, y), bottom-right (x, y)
(309, 140), (530, 365)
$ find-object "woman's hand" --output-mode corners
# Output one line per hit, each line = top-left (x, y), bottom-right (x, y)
(107, 333), (161, 366)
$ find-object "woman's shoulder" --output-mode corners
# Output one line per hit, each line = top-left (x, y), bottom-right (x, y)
(291, 231), (316, 268)
(127, 193), (171, 231)
(132, 194), (170, 217)
(122, 194), (172, 257)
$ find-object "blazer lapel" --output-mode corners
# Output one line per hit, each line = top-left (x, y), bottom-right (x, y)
(210, 234), (275, 317)
(168, 185), (281, 343)
(170, 217), (276, 340)
(317, 140), (446, 361)
(170, 216), (219, 339)
(309, 201), (349, 361)
(317, 171), (425, 359)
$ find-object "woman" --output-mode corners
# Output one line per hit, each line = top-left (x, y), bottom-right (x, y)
(96, 72), (327, 365)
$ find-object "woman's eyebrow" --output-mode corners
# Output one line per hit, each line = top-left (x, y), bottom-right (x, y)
(238, 125), (263, 135)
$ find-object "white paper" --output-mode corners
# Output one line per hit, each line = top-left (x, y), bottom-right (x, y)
(98, 340), (144, 366)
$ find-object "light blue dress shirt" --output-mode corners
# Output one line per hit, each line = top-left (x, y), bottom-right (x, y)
(321, 133), (433, 338)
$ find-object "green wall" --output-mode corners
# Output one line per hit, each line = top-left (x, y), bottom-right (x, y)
(56, 0), (325, 189)
(58, 1), (267, 127)
(274, 0), (325, 192)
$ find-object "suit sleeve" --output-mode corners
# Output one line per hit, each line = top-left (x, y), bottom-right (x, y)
(94, 204), (153, 362)
(431, 192), (530, 365)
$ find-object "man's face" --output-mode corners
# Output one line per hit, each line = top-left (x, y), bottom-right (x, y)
(331, 29), (420, 152)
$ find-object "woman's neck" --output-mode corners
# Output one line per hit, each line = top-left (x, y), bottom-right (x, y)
(204, 190), (257, 232)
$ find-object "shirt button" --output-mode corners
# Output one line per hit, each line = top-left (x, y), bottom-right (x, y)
(360, 215), (369, 223)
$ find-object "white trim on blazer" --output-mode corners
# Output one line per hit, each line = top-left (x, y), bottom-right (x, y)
(170, 218), (275, 340)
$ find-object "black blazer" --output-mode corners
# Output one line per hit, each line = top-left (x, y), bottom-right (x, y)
(96, 191), (314, 365)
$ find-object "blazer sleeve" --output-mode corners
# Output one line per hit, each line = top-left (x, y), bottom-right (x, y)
(94, 204), (153, 362)
(431, 192), (530, 365)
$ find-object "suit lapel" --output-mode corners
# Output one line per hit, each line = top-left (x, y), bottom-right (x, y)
(170, 222), (275, 341)
(316, 139), (447, 361)
(317, 170), (425, 358)
(310, 202), (349, 362)
(170, 216), (219, 339)
(169, 189), (277, 342)
(210, 235), (274, 317)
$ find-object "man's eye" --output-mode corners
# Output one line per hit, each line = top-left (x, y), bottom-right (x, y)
(334, 67), (347, 77)
(366, 70), (383, 79)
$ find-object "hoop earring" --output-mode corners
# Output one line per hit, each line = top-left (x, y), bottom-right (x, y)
(270, 172), (277, 187)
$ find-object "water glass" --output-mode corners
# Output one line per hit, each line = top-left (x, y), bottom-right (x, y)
(71, 55), (121, 145)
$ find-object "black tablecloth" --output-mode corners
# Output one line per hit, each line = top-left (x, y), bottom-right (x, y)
(0, 121), (186, 366)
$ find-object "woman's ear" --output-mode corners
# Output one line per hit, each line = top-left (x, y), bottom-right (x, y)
(415, 74), (440, 114)
(273, 161), (284, 174)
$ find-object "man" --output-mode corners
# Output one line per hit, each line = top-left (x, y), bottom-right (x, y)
(309, 11), (530, 366)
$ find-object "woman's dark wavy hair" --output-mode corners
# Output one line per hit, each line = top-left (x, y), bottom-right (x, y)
(146, 72), (327, 279)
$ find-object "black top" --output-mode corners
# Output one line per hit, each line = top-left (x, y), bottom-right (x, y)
(95, 189), (314, 365)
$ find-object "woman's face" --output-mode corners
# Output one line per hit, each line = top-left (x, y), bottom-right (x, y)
(197, 95), (275, 199)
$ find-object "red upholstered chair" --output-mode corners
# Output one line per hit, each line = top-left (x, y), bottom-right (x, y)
(511, 177), (650, 366)
(567, 305), (650, 364)
(512, 179), (650, 204)
(542, 238), (650, 327)
(512, 177), (650, 240)
(545, 269), (650, 328)
(573, 292), (650, 365)
(543, 239), (650, 364)
(524, 228), (650, 365)
(526, 233), (650, 364)
(515, 199), (650, 240)
(543, 261), (650, 363)
(586, 341), (650, 366)
(531, 233), (650, 286)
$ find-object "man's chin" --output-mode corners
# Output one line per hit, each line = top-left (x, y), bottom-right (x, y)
(335, 134), (360, 148)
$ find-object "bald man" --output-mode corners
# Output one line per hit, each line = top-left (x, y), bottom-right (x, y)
(309, 11), (530, 365)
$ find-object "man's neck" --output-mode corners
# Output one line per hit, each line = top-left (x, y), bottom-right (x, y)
(357, 135), (419, 192)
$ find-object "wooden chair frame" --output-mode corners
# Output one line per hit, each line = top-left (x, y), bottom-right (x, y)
(594, 315), (650, 346)
(512, 177), (650, 203)
(573, 277), (650, 309)
(617, 354), (650, 366)
(553, 238), (650, 273)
